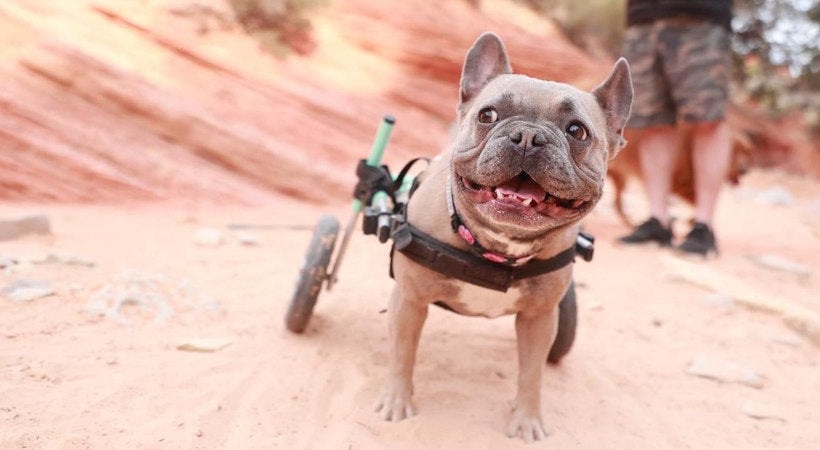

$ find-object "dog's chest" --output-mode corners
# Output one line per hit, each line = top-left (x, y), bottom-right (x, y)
(444, 281), (523, 318)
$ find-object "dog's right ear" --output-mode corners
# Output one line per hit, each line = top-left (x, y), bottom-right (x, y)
(460, 32), (512, 105)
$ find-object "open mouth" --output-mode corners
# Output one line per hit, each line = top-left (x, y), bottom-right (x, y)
(460, 172), (590, 218)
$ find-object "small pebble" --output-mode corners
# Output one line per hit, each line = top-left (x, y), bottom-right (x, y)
(751, 254), (811, 278)
(234, 231), (260, 246)
(742, 401), (787, 422)
(755, 187), (794, 206)
(686, 356), (764, 389)
(177, 337), (233, 352)
(3, 279), (55, 302)
(195, 228), (224, 247)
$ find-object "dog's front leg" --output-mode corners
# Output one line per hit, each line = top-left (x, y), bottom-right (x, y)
(506, 306), (558, 442)
(375, 287), (428, 421)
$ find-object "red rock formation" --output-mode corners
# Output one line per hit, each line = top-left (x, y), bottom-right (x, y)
(0, 0), (605, 204)
(0, 0), (811, 205)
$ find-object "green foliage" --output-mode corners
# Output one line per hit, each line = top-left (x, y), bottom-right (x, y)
(732, 0), (819, 127)
(733, 0), (818, 74)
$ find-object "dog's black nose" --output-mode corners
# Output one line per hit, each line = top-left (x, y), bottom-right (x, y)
(509, 131), (522, 144)
(509, 129), (546, 151)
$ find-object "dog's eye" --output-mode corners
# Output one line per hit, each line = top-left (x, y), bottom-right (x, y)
(566, 122), (588, 141)
(478, 107), (498, 124)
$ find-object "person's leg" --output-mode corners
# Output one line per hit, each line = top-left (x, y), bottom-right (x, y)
(690, 120), (731, 226)
(662, 19), (731, 255)
(617, 125), (677, 245)
(638, 125), (679, 227)
(617, 22), (678, 246)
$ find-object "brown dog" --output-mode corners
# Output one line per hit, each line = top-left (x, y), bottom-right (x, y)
(375, 33), (633, 442)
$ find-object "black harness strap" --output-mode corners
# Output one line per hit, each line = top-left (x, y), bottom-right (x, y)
(391, 157), (430, 195)
(391, 222), (575, 293)
(379, 157), (586, 295)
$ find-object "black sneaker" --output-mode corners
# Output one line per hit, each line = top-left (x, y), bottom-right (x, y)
(677, 222), (718, 256)
(618, 217), (673, 247)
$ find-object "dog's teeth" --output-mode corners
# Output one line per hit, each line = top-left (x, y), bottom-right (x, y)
(522, 198), (533, 207)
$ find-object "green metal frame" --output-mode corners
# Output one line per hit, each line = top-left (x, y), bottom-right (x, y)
(326, 115), (396, 289)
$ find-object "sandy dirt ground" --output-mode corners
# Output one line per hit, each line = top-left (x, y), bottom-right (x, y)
(1, 170), (818, 449)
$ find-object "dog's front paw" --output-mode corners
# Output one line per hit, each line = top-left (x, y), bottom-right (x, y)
(506, 407), (548, 443)
(374, 384), (416, 422)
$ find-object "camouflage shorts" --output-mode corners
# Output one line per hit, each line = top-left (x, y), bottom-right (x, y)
(623, 17), (731, 129)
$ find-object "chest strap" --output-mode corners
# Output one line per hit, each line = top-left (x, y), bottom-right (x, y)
(391, 222), (576, 293)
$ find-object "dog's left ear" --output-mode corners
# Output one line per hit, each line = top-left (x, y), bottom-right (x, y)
(592, 58), (633, 158)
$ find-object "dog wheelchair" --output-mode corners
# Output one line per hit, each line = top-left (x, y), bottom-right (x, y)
(285, 116), (588, 363)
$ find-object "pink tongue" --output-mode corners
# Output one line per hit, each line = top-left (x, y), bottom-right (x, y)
(496, 177), (547, 201)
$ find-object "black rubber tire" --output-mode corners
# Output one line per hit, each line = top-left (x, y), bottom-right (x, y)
(285, 214), (340, 333)
(547, 281), (577, 364)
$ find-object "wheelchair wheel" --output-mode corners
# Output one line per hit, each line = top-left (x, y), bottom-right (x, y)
(285, 215), (340, 333)
(547, 281), (577, 364)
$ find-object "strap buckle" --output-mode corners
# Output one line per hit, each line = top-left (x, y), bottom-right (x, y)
(576, 232), (595, 262)
(353, 159), (394, 205)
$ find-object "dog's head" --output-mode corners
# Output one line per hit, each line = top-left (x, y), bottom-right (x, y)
(451, 33), (632, 253)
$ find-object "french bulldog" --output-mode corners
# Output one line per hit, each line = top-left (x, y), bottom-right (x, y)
(375, 32), (632, 442)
